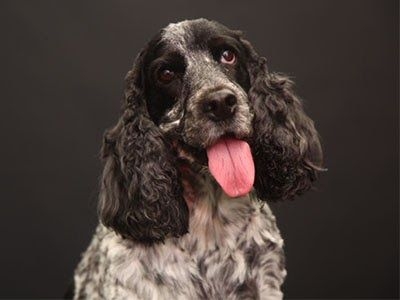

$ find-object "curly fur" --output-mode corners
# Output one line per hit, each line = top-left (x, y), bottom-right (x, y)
(98, 47), (189, 243)
(72, 18), (323, 299)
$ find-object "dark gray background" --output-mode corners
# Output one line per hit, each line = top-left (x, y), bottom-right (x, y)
(0, 0), (398, 298)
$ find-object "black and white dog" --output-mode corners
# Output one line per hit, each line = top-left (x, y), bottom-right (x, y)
(73, 19), (323, 299)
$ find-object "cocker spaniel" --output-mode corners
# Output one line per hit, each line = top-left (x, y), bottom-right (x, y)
(72, 18), (323, 299)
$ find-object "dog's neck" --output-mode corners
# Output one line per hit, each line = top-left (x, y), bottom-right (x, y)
(179, 161), (217, 209)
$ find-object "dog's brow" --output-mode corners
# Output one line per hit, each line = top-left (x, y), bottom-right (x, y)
(162, 21), (192, 54)
(208, 35), (240, 50)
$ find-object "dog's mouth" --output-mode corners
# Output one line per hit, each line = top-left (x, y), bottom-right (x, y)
(173, 134), (255, 198)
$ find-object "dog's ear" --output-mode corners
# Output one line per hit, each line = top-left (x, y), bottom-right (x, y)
(239, 37), (324, 201)
(98, 46), (189, 244)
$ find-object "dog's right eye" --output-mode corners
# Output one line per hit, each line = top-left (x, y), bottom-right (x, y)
(158, 69), (175, 84)
(220, 50), (236, 65)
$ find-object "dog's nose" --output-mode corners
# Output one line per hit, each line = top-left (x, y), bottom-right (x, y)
(202, 90), (237, 121)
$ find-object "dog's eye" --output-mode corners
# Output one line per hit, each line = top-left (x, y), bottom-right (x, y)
(220, 50), (236, 65)
(159, 69), (175, 83)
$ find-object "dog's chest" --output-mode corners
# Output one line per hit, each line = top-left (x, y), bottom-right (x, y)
(102, 196), (281, 298)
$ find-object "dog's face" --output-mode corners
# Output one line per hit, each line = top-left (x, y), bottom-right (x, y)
(99, 19), (323, 244)
(143, 20), (252, 151)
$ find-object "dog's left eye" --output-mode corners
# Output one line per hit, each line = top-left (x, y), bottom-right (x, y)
(220, 50), (236, 65)
(158, 69), (175, 84)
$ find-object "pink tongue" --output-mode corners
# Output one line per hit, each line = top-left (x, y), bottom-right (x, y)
(206, 138), (255, 198)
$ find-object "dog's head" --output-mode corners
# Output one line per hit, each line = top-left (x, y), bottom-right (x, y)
(99, 19), (323, 244)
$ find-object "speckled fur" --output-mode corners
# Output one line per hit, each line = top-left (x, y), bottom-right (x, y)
(74, 177), (286, 300)
(161, 20), (253, 148)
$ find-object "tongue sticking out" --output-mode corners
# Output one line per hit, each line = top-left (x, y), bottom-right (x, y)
(206, 138), (255, 198)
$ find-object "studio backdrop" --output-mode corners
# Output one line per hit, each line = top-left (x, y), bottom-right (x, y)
(0, 0), (398, 298)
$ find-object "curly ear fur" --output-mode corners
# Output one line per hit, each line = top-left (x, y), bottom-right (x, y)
(98, 49), (189, 244)
(242, 39), (324, 201)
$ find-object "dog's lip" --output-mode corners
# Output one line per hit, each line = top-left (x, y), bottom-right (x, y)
(171, 131), (252, 168)
(209, 132), (252, 147)
(218, 132), (237, 140)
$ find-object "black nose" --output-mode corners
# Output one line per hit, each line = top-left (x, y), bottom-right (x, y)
(202, 90), (237, 121)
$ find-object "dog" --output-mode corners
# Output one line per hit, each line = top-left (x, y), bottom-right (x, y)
(72, 18), (323, 299)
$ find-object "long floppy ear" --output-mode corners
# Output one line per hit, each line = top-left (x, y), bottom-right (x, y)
(98, 47), (189, 244)
(241, 38), (324, 201)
